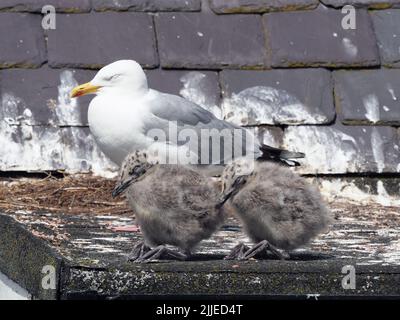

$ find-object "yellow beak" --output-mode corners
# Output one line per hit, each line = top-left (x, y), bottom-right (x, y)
(70, 82), (100, 98)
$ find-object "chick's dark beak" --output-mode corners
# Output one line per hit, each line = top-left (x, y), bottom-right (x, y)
(217, 175), (247, 208)
(112, 179), (134, 198)
(112, 166), (149, 198)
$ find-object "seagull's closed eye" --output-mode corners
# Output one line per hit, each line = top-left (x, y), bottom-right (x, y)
(105, 74), (121, 82)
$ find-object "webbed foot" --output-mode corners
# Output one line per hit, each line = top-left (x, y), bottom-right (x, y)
(224, 242), (250, 260)
(131, 244), (188, 263)
(127, 241), (152, 261)
(241, 240), (289, 260)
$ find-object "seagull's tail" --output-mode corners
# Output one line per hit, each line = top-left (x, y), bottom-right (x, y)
(258, 144), (305, 167)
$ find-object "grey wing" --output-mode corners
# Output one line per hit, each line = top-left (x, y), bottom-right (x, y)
(143, 92), (260, 164)
(150, 94), (216, 127)
(145, 91), (239, 130)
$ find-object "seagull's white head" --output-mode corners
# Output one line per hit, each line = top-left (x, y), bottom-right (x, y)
(70, 60), (148, 98)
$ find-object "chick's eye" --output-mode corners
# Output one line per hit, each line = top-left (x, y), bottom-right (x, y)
(129, 165), (140, 175)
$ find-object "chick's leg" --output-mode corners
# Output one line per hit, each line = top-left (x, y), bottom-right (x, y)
(127, 241), (152, 261)
(242, 240), (288, 260)
(135, 245), (188, 263)
(224, 242), (250, 260)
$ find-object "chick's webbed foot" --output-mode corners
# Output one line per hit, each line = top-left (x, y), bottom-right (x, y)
(127, 241), (152, 261)
(242, 240), (288, 260)
(224, 243), (250, 260)
(131, 244), (188, 263)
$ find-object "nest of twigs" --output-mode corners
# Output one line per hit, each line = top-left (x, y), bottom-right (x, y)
(0, 174), (131, 215)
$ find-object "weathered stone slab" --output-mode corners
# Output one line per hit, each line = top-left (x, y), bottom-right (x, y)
(0, 0), (91, 12)
(0, 124), (64, 171)
(209, 0), (318, 13)
(155, 13), (267, 69)
(61, 127), (118, 176)
(93, 0), (200, 11)
(220, 69), (335, 125)
(0, 214), (62, 300)
(146, 69), (221, 118)
(0, 13), (46, 68)
(321, 0), (400, 8)
(264, 6), (380, 67)
(0, 67), (96, 126)
(1, 198), (400, 298)
(371, 9), (400, 67)
(283, 124), (400, 174)
(47, 13), (158, 69)
(334, 69), (400, 125)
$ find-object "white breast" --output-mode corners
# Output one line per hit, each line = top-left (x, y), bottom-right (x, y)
(88, 92), (151, 165)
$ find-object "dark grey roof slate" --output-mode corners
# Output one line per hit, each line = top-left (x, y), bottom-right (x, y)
(146, 69), (221, 115)
(264, 6), (380, 67)
(0, 67), (96, 126)
(155, 12), (267, 69)
(284, 124), (400, 174)
(93, 0), (201, 12)
(47, 13), (158, 69)
(220, 69), (335, 125)
(60, 126), (118, 173)
(255, 126), (284, 148)
(0, 13), (46, 68)
(0, 0), (91, 12)
(334, 69), (400, 125)
(371, 9), (400, 67)
(321, 0), (400, 8)
(209, 0), (318, 13)
(0, 124), (64, 171)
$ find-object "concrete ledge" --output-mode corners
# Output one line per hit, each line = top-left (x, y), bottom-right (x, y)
(62, 259), (400, 299)
(0, 199), (400, 299)
(0, 214), (62, 299)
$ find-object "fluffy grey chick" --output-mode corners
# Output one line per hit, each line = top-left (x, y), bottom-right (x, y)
(221, 160), (332, 260)
(112, 150), (228, 263)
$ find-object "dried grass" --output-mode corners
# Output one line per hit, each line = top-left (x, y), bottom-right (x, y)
(0, 174), (131, 215)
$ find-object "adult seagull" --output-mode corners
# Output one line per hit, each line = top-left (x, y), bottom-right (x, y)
(70, 60), (304, 172)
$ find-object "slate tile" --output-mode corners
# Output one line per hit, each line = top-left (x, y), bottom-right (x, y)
(47, 13), (158, 69)
(0, 13), (46, 68)
(155, 13), (267, 69)
(371, 9), (400, 67)
(321, 0), (400, 9)
(0, 0), (91, 12)
(146, 69), (221, 118)
(219, 69), (335, 125)
(0, 67), (96, 126)
(283, 124), (400, 174)
(264, 5), (380, 67)
(209, 0), (318, 13)
(93, 0), (200, 12)
(334, 69), (400, 125)
(255, 126), (284, 148)
(61, 127), (118, 175)
(0, 123), (64, 171)
(0, 124), (118, 173)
